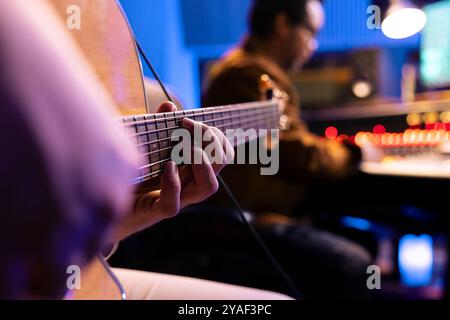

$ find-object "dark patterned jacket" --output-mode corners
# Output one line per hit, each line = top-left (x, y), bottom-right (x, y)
(201, 37), (360, 217)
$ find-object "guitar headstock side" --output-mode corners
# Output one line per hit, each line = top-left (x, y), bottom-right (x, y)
(259, 74), (290, 131)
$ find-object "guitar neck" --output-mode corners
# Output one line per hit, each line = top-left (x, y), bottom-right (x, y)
(121, 100), (281, 184)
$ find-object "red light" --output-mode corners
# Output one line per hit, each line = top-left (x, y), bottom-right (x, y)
(348, 135), (356, 144)
(373, 125), (386, 135)
(325, 127), (338, 139)
(336, 134), (347, 142)
(434, 122), (446, 131)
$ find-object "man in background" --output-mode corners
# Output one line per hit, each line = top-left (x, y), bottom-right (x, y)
(202, 0), (372, 299)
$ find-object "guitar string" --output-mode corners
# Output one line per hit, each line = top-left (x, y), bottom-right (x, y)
(119, 100), (278, 125)
(132, 111), (277, 178)
(136, 117), (273, 169)
(134, 117), (276, 178)
(130, 110), (277, 146)
(136, 113), (276, 158)
(133, 112), (276, 152)
(126, 106), (278, 138)
(121, 101), (277, 127)
(136, 127), (275, 173)
(123, 109), (275, 130)
(133, 128), (270, 182)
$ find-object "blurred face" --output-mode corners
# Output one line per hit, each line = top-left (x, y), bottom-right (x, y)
(280, 0), (324, 70)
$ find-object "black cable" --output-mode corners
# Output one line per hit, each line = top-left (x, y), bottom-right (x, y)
(134, 37), (301, 300)
(136, 41), (174, 104)
(217, 175), (302, 299)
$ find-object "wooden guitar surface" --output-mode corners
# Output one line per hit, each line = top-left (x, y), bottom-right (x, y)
(47, 0), (148, 300)
(49, 0), (147, 116)
(45, 0), (283, 300)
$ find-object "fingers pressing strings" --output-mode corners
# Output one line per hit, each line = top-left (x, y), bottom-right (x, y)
(181, 118), (232, 174)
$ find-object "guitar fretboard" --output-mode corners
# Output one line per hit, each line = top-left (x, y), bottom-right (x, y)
(121, 100), (280, 184)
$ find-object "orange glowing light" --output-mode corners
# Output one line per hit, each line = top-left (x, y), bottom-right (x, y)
(403, 129), (413, 143)
(381, 133), (395, 146)
(382, 156), (397, 163)
(394, 133), (403, 146)
(418, 130), (427, 144)
(355, 132), (370, 146)
(440, 111), (450, 124)
(373, 134), (382, 145)
(424, 112), (439, 125)
(407, 113), (421, 127)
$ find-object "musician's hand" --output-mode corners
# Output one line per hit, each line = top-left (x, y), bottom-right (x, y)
(114, 102), (234, 241)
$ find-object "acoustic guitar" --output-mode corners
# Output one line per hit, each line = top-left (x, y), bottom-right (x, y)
(47, 0), (285, 300)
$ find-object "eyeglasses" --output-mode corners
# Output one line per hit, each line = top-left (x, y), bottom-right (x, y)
(298, 23), (319, 50)
(301, 22), (318, 37)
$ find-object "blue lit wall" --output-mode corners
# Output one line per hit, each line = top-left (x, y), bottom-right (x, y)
(180, 0), (251, 48)
(179, 0), (420, 52)
(120, 0), (421, 108)
(317, 0), (419, 51)
(119, 0), (199, 108)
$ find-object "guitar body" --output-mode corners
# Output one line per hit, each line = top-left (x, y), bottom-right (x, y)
(47, 0), (148, 300)
(45, 0), (282, 300)
(49, 0), (147, 116)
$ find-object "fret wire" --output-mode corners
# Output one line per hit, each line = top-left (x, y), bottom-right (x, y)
(143, 114), (152, 175)
(140, 157), (172, 170)
(133, 167), (166, 183)
(132, 105), (279, 184)
(134, 111), (277, 149)
(127, 104), (278, 137)
(136, 114), (277, 172)
(123, 101), (275, 126)
(135, 112), (276, 155)
(134, 105), (277, 172)
(122, 101), (278, 127)
(153, 114), (164, 174)
(161, 112), (170, 173)
(130, 106), (278, 139)
(135, 124), (269, 180)
(134, 107), (275, 144)
(213, 110), (276, 132)
(139, 146), (172, 158)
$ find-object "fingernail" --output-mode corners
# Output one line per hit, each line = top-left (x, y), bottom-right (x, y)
(182, 117), (195, 129)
